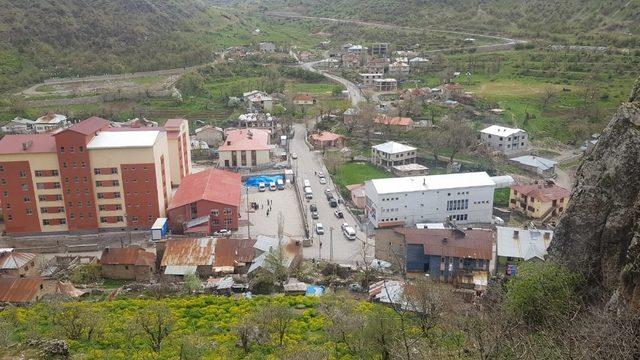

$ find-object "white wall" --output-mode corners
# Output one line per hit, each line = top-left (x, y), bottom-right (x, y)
(480, 130), (528, 155)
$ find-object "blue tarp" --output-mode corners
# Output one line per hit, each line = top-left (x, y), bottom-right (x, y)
(305, 285), (325, 297)
(244, 175), (284, 188)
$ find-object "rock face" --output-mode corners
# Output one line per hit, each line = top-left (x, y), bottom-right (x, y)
(550, 77), (640, 307)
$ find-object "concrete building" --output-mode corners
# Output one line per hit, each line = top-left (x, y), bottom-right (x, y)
(495, 226), (553, 275)
(374, 78), (398, 92)
(375, 227), (493, 290)
(509, 182), (571, 220)
(392, 163), (429, 177)
(99, 247), (156, 281)
(0, 117), (177, 234)
(259, 42), (276, 52)
(292, 94), (317, 106)
(164, 119), (192, 187)
(309, 131), (346, 149)
(360, 73), (383, 87)
(1, 118), (35, 134)
(346, 183), (366, 209)
(509, 155), (557, 176)
(168, 168), (241, 235)
(243, 91), (273, 112)
(369, 43), (389, 56)
(480, 125), (529, 155)
(33, 113), (68, 133)
(365, 172), (508, 228)
(218, 129), (271, 168)
(388, 60), (410, 78)
(347, 45), (366, 55)
(194, 125), (224, 148)
(371, 141), (417, 167)
(0, 249), (39, 277)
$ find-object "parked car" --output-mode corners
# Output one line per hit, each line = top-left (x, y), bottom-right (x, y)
(325, 191), (333, 200)
(329, 198), (338, 208)
(319, 177), (327, 184)
(334, 210), (344, 218)
(315, 223), (325, 235)
(214, 229), (231, 237)
(258, 182), (266, 192)
(291, 153), (298, 159)
(317, 171), (325, 178)
(276, 178), (285, 190)
(269, 182), (277, 191)
(343, 226), (356, 240)
(341, 223), (349, 231)
(310, 204), (318, 212)
(324, 188), (332, 195)
(303, 179), (311, 187)
(311, 211), (319, 219)
(304, 186), (313, 199)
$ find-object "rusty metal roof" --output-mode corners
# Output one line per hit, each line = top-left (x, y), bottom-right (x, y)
(213, 238), (256, 268)
(0, 277), (44, 303)
(397, 228), (493, 260)
(161, 238), (216, 267)
(100, 247), (155, 266)
(0, 252), (37, 270)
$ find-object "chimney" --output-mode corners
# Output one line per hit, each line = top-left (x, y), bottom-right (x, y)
(513, 230), (519, 238)
(227, 141), (231, 146)
(21, 140), (33, 151)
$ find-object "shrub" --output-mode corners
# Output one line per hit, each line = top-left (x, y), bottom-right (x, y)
(70, 264), (102, 284)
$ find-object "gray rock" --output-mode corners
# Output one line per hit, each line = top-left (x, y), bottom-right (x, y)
(549, 77), (640, 307)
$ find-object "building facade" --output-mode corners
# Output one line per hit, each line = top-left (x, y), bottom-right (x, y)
(364, 172), (502, 228)
(164, 119), (192, 187)
(509, 182), (571, 220)
(374, 78), (398, 91)
(0, 117), (177, 234)
(360, 73), (383, 87)
(480, 125), (529, 155)
(371, 141), (417, 167)
(218, 129), (271, 168)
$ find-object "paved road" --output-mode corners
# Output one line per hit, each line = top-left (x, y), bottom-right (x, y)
(290, 123), (373, 264)
(268, 11), (527, 53)
(301, 60), (363, 108)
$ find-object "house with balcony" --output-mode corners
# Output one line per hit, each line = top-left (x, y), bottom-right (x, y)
(371, 141), (417, 168)
(480, 125), (529, 155)
(509, 182), (571, 220)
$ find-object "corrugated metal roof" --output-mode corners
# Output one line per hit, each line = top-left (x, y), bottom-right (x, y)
(397, 228), (493, 260)
(213, 238), (256, 268)
(100, 247), (155, 266)
(0, 277), (44, 303)
(496, 226), (553, 260)
(160, 238), (216, 267)
(0, 252), (37, 270)
(164, 265), (197, 275)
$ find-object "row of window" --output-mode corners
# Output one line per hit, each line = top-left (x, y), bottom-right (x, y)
(98, 204), (123, 211)
(35, 170), (59, 177)
(446, 199), (469, 211)
(95, 180), (120, 187)
(381, 196), (400, 202)
(61, 161), (86, 169)
(449, 214), (468, 221)
(380, 217), (399, 222)
(40, 207), (64, 214)
(210, 208), (233, 216)
(97, 192), (121, 199)
(212, 219), (234, 226)
(43, 218), (66, 226)
(36, 182), (61, 189)
(94, 168), (118, 175)
(59, 146), (84, 153)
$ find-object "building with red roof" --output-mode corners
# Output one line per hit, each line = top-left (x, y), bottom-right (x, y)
(509, 182), (571, 220)
(0, 116), (188, 235)
(99, 246), (156, 281)
(309, 131), (346, 149)
(293, 93), (317, 106)
(167, 168), (241, 235)
(219, 129), (271, 168)
(374, 114), (415, 128)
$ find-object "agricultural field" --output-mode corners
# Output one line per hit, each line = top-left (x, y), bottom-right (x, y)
(332, 162), (391, 189)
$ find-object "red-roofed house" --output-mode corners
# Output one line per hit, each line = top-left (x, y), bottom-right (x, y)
(219, 129), (271, 168)
(374, 115), (415, 129)
(509, 182), (571, 219)
(100, 246), (156, 281)
(309, 131), (345, 149)
(293, 94), (317, 106)
(167, 169), (242, 234)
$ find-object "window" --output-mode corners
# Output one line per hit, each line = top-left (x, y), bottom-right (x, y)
(111, 168), (118, 174)
(35, 170), (43, 177)
(21, 184), (28, 191)
(95, 181), (102, 187)
(60, 147), (65, 153)
(63, 162), (67, 169)
(212, 219), (220, 225)
(6, 214), (12, 221)
(41, 207), (48, 213)
(69, 146), (75, 153)
(18, 170), (27, 178)
(43, 219), (50, 226)
(224, 208), (232, 215)
(114, 192), (121, 198)
(70, 213), (75, 219)
(211, 209), (219, 216)
(60, 218), (67, 224)
(100, 217), (108, 223)
(72, 162), (77, 168)
(38, 195), (46, 201)
(115, 204), (122, 210)
(97, 193), (104, 199)
(5, 203), (10, 209)
(0, 179), (5, 185)
(116, 216), (124, 222)
(131, 216), (138, 222)
(224, 219), (233, 225)
(23, 196), (30, 202)
(0, 165), (3, 172)
(94, 169), (101, 175)
(83, 177), (87, 183)
(79, 146), (84, 152)
(26, 208), (32, 215)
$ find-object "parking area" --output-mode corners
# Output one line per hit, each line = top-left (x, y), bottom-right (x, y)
(236, 185), (305, 240)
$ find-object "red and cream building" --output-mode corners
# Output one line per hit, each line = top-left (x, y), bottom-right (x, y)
(0, 117), (190, 235)
(164, 119), (191, 187)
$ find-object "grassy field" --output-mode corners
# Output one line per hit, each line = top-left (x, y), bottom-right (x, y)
(333, 162), (391, 188)
(287, 82), (341, 95)
(493, 188), (511, 207)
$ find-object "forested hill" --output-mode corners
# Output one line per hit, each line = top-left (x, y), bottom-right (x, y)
(0, 0), (240, 91)
(251, 0), (639, 47)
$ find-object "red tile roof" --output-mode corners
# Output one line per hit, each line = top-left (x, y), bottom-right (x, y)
(511, 183), (571, 202)
(396, 228), (493, 260)
(0, 134), (56, 154)
(164, 118), (186, 130)
(0, 277), (44, 303)
(57, 116), (110, 136)
(168, 169), (242, 210)
(293, 94), (316, 102)
(310, 131), (344, 142)
(219, 129), (271, 151)
(374, 115), (414, 127)
(100, 247), (155, 266)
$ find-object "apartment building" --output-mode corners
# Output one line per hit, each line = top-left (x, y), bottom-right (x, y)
(371, 141), (417, 167)
(364, 172), (508, 228)
(509, 182), (571, 220)
(164, 119), (191, 187)
(480, 125), (529, 155)
(0, 117), (182, 235)
(219, 129), (271, 168)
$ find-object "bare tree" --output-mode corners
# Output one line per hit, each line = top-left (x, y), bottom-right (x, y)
(318, 294), (366, 355)
(324, 150), (345, 175)
(402, 278), (452, 337)
(53, 303), (104, 342)
(258, 303), (296, 347)
(352, 103), (378, 146)
(540, 87), (558, 109)
(439, 115), (476, 165)
(135, 304), (175, 353)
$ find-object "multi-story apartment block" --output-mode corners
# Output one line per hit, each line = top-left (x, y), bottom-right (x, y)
(164, 119), (191, 187)
(0, 117), (190, 235)
(480, 125), (529, 155)
(371, 141), (417, 168)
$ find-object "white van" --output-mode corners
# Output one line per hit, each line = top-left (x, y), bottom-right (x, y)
(304, 186), (313, 199)
(303, 179), (311, 188)
(343, 226), (356, 240)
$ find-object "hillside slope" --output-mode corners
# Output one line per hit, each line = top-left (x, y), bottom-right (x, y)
(0, 0), (240, 92)
(251, 0), (639, 47)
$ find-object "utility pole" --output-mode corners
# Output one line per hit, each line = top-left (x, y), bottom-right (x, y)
(329, 227), (334, 263)
(246, 187), (251, 238)
(318, 231), (322, 260)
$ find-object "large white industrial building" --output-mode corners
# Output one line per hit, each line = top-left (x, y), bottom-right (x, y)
(364, 172), (512, 228)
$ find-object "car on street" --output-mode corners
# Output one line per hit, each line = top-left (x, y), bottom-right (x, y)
(341, 222), (349, 231)
(214, 229), (231, 237)
(311, 211), (319, 219)
(334, 210), (344, 218)
(329, 198), (338, 207)
(291, 153), (298, 159)
(317, 171), (325, 178)
(310, 203), (317, 212)
(324, 188), (332, 195)
(315, 223), (325, 235)
(343, 226), (356, 240)
(319, 177), (327, 184)
(325, 192), (333, 201)
(269, 182), (277, 191)
(304, 186), (313, 199)
(258, 182), (266, 192)
(304, 179), (311, 187)
(276, 178), (285, 190)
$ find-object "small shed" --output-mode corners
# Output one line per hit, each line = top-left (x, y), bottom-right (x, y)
(151, 218), (168, 240)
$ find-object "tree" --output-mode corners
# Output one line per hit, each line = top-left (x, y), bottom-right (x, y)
(402, 278), (452, 337)
(324, 150), (345, 175)
(258, 303), (296, 347)
(362, 306), (400, 360)
(506, 261), (582, 329)
(178, 334), (210, 360)
(176, 71), (206, 97)
(438, 115), (476, 164)
(318, 294), (366, 355)
(183, 274), (202, 294)
(351, 103), (378, 146)
(233, 316), (260, 353)
(135, 304), (175, 353)
(540, 87), (558, 109)
(52, 303), (104, 342)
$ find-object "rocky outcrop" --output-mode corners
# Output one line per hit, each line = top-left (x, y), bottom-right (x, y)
(550, 77), (640, 307)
